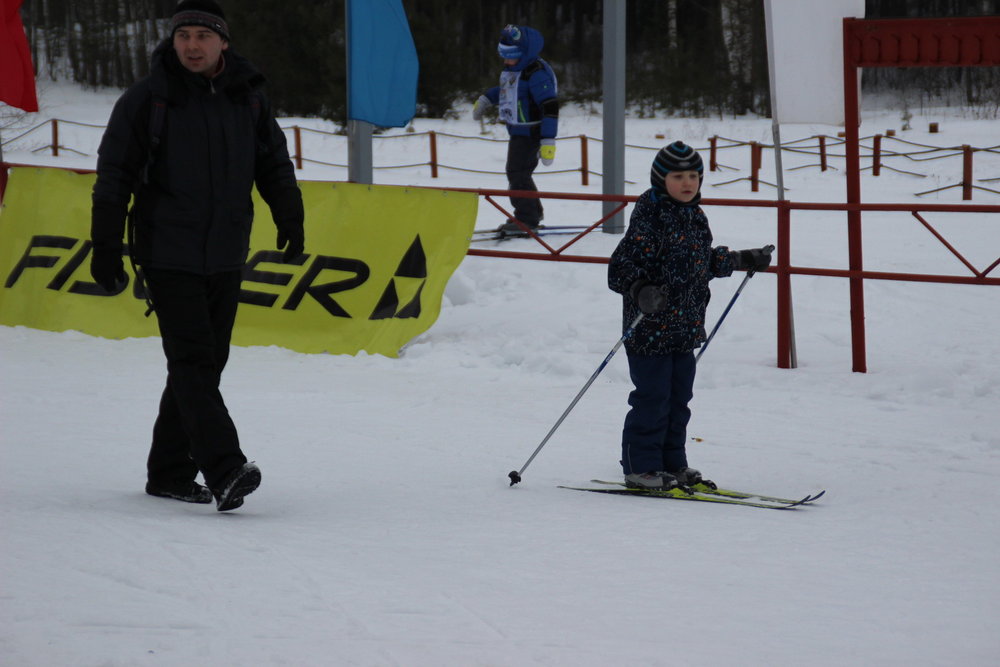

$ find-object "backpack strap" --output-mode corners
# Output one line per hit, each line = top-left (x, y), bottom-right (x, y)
(247, 91), (268, 155)
(519, 61), (547, 133)
(141, 95), (167, 186)
(521, 60), (544, 80)
(128, 93), (167, 318)
(250, 93), (261, 125)
(125, 207), (154, 317)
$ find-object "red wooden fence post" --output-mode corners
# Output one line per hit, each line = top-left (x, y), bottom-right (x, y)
(776, 202), (792, 369)
(962, 144), (972, 200)
(818, 135), (827, 171)
(844, 56), (867, 373)
(872, 134), (882, 176)
(429, 130), (438, 178)
(52, 119), (59, 157)
(709, 135), (718, 171)
(293, 126), (302, 169)
(750, 142), (760, 192)
(580, 134), (588, 186)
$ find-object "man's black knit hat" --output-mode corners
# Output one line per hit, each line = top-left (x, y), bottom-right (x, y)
(172, 0), (230, 41)
(650, 141), (704, 193)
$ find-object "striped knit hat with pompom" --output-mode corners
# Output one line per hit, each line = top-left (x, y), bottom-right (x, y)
(650, 141), (704, 199)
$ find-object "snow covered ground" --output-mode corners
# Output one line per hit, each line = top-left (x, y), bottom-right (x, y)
(1, 82), (999, 665)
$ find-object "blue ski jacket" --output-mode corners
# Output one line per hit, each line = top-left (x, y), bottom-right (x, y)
(483, 27), (558, 139)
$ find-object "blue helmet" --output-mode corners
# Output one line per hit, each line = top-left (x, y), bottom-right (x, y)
(497, 24), (524, 59)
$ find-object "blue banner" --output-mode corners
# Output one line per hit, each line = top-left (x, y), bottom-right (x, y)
(347, 0), (418, 128)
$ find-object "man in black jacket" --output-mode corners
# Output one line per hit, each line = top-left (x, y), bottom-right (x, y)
(90, 0), (305, 511)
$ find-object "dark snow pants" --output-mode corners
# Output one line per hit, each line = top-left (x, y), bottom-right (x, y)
(620, 351), (697, 475)
(143, 268), (247, 490)
(505, 134), (543, 226)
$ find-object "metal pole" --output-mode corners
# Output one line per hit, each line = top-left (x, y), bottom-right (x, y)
(776, 204), (796, 369)
(770, 124), (785, 198)
(842, 18), (867, 373)
(347, 120), (373, 184)
(345, 0), (373, 184)
(763, 0), (797, 368)
(771, 123), (798, 369)
(601, 0), (625, 234)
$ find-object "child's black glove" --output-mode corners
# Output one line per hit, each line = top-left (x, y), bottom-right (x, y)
(731, 246), (773, 272)
(629, 280), (668, 314)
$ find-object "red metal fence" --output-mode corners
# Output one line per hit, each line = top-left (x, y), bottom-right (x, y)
(6, 116), (1000, 199)
(841, 15), (1000, 371)
(454, 187), (1000, 372)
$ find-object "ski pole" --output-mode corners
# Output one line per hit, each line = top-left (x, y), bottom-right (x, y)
(508, 311), (644, 486)
(696, 244), (774, 362)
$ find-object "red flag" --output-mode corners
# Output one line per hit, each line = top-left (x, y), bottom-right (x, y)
(0, 0), (38, 112)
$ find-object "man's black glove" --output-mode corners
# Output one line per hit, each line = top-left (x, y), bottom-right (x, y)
(90, 244), (126, 292)
(277, 221), (305, 263)
(629, 280), (668, 314)
(730, 246), (773, 272)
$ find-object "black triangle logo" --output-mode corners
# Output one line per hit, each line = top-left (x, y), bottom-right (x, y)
(395, 236), (427, 278)
(369, 279), (399, 320)
(394, 281), (425, 319)
(369, 236), (430, 320)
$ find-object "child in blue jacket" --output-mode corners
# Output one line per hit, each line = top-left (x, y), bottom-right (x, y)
(608, 141), (772, 491)
(472, 25), (559, 235)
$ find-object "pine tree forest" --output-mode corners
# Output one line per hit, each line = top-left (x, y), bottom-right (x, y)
(19, 0), (1000, 123)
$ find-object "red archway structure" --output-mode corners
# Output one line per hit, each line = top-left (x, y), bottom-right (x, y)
(841, 16), (1000, 372)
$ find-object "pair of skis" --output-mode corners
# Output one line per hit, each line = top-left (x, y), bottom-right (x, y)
(559, 479), (826, 510)
(470, 224), (591, 243)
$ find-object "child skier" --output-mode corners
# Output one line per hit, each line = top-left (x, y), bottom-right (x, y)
(607, 141), (772, 491)
(472, 24), (559, 235)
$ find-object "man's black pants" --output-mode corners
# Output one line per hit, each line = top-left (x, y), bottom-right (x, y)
(143, 268), (247, 490)
(505, 134), (543, 226)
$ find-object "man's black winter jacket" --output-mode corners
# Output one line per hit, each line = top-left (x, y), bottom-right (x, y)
(91, 39), (303, 275)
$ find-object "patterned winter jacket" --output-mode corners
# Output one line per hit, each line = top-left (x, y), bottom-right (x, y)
(608, 189), (735, 355)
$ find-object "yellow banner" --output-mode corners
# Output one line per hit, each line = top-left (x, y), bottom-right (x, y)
(0, 167), (477, 357)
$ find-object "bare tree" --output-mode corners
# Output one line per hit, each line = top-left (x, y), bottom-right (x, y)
(19, 0), (1000, 118)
